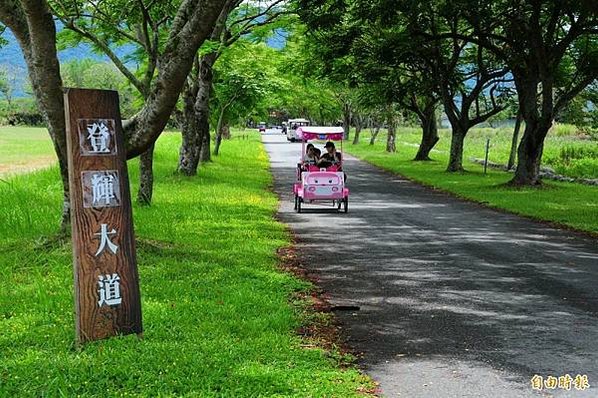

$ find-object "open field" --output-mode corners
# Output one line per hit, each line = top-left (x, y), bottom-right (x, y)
(0, 131), (373, 396)
(0, 126), (57, 177)
(347, 128), (598, 234)
(360, 125), (598, 179)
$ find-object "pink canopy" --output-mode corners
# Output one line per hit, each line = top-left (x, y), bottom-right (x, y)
(297, 126), (345, 141)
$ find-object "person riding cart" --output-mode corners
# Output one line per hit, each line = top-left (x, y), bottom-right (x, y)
(292, 126), (349, 213)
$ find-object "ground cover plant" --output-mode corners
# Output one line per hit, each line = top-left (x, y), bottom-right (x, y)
(0, 130), (373, 397)
(347, 127), (598, 234)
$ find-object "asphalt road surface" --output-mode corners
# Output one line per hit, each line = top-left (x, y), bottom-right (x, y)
(262, 131), (598, 398)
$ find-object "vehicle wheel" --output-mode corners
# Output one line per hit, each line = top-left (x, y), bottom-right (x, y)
(291, 138), (296, 142)
(343, 197), (348, 213)
(297, 198), (302, 213)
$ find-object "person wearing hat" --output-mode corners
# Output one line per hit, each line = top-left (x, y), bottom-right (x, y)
(318, 141), (342, 170)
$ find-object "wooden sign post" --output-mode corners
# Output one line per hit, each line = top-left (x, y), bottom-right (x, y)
(64, 88), (142, 344)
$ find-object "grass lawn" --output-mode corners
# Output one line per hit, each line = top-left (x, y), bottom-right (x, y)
(358, 125), (598, 179)
(347, 128), (598, 235)
(0, 130), (373, 396)
(0, 126), (57, 176)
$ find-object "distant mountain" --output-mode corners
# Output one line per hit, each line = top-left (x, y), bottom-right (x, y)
(0, 27), (107, 97)
(0, 24), (287, 98)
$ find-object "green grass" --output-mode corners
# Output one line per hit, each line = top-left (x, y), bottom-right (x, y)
(0, 126), (57, 176)
(360, 125), (598, 179)
(348, 128), (598, 234)
(0, 131), (373, 397)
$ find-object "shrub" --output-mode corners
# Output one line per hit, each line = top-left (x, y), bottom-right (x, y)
(7, 110), (45, 126)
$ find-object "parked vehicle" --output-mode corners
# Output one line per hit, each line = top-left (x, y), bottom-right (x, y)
(292, 126), (349, 213)
(286, 118), (310, 141)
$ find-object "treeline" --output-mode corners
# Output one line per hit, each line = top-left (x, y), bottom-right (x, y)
(0, 0), (327, 231)
(297, 0), (597, 185)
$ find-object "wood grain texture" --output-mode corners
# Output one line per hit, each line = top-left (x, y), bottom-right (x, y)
(65, 88), (142, 344)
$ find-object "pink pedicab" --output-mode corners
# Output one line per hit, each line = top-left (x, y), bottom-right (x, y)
(292, 126), (349, 213)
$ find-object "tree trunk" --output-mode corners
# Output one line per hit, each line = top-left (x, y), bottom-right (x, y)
(446, 127), (467, 172)
(0, 1), (70, 232)
(221, 123), (231, 139)
(414, 107), (440, 161)
(200, 128), (211, 162)
(137, 144), (155, 205)
(507, 110), (523, 170)
(196, 54), (216, 163)
(342, 103), (351, 140)
(369, 126), (381, 145)
(177, 81), (202, 176)
(386, 116), (397, 153)
(213, 108), (226, 156)
(120, 0), (230, 158)
(510, 120), (549, 186)
(352, 115), (362, 145)
(510, 76), (553, 186)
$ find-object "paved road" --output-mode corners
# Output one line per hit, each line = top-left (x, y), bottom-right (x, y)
(262, 131), (598, 398)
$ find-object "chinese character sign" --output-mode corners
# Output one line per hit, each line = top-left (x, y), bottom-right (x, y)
(81, 171), (121, 208)
(65, 88), (142, 344)
(98, 274), (123, 307)
(95, 224), (119, 256)
(78, 119), (117, 156)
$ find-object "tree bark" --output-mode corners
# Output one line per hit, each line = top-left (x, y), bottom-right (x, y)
(122, 0), (230, 158)
(197, 54), (218, 163)
(213, 107), (226, 156)
(369, 126), (381, 145)
(137, 143), (155, 205)
(177, 80), (202, 176)
(352, 114), (362, 145)
(200, 127), (212, 163)
(342, 103), (351, 140)
(508, 110), (523, 170)
(510, 120), (549, 185)
(386, 115), (397, 153)
(414, 106), (439, 161)
(446, 126), (466, 172)
(221, 123), (231, 139)
(0, 0), (70, 232)
(510, 75), (553, 185)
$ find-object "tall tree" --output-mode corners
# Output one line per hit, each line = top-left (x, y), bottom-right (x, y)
(212, 41), (275, 155)
(0, 0), (69, 230)
(440, 0), (598, 184)
(53, 0), (223, 204)
(0, 0), (229, 228)
(178, 0), (288, 172)
(298, 0), (445, 160)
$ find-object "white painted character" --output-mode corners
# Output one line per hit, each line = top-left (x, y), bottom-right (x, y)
(91, 173), (116, 206)
(95, 224), (118, 256)
(87, 122), (111, 153)
(98, 273), (122, 307)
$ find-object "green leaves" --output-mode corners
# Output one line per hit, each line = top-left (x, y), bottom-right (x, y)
(0, 24), (7, 48)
